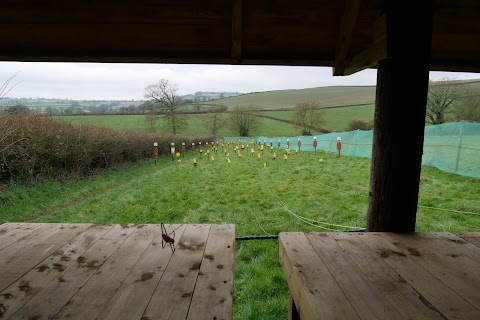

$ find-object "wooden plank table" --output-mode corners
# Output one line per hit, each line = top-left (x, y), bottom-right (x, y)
(279, 232), (480, 320)
(0, 223), (235, 320)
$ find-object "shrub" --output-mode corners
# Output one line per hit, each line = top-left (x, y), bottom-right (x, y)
(347, 119), (374, 131)
(0, 114), (213, 184)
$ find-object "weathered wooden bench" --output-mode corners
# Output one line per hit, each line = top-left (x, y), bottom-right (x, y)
(0, 223), (235, 320)
(279, 231), (480, 320)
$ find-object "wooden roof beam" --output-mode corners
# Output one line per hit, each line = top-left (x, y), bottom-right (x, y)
(343, 14), (387, 75)
(343, 38), (387, 75)
(333, 0), (362, 76)
(231, 0), (243, 63)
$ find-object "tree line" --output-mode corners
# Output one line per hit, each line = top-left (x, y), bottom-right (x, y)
(142, 79), (326, 137)
(142, 78), (479, 137)
(3, 75), (479, 136)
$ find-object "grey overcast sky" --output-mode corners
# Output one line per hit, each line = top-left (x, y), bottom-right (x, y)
(1, 61), (479, 100)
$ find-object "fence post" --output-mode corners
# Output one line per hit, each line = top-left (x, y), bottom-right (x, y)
(454, 121), (464, 174)
(352, 130), (358, 156)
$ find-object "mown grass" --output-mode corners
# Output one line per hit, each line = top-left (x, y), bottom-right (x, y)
(1, 149), (478, 319)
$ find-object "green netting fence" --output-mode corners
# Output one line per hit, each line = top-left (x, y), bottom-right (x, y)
(225, 121), (480, 178)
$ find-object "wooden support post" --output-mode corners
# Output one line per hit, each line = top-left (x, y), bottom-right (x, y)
(288, 294), (300, 320)
(367, 2), (433, 232)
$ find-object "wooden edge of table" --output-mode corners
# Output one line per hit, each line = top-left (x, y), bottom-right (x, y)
(278, 232), (360, 320)
(279, 231), (480, 320)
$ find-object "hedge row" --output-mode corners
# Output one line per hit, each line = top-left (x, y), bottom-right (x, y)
(0, 114), (214, 184)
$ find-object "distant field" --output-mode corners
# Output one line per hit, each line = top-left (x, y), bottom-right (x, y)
(56, 115), (146, 130)
(262, 104), (374, 132)
(57, 81), (480, 135)
(58, 113), (300, 137)
(323, 104), (374, 131)
(215, 86), (376, 110)
(57, 104), (375, 136)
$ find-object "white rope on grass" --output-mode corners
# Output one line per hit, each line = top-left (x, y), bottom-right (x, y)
(131, 208), (148, 224)
(304, 178), (479, 218)
(275, 202), (339, 231)
(303, 181), (479, 218)
(278, 200), (361, 230)
(313, 180), (366, 196)
(269, 189), (363, 231)
(255, 216), (274, 236)
(416, 221), (480, 232)
(295, 217), (339, 231)
(417, 205), (480, 216)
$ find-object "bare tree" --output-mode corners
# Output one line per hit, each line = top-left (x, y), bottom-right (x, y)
(426, 78), (463, 125)
(1, 72), (22, 101)
(144, 79), (187, 135)
(201, 106), (227, 136)
(230, 105), (261, 137)
(291, 101), (325, 135)
(145, 108), (159, 132)
(456, 87), (480, 122)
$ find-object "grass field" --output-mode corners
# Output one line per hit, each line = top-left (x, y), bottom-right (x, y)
(58, 113), (300, 137)
(57, 102), (375, 137)
(262, 104), (374, 132)
(214, 80), (480, 111)
(2, 150), (479, 319)
(56, 115), (147, 131)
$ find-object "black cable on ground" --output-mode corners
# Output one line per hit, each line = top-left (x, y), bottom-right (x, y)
(235, 228), (367, 241)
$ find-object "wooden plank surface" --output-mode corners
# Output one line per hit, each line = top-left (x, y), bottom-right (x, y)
(10, 224), (137, 320)
(0, 224), (111, 319)
(0, 223), (235, 320)
(279, 232), (360, 320)
(359, 232), (480, 319)
(425, 232), (480, 263)
(53, 224), (159, 319)
(280, 232), (480, 320)
(330, 232), (445, 319)
(187, 224), (235, 320)
(142, 224), (211, 320)
(0, 224), (90, 291)
(457, 232), (480, 248)
(305, 233), (403, 319)
(98, 224), (187, 320)
(0, 223), (46, 251)
(382, 232), (480, 310)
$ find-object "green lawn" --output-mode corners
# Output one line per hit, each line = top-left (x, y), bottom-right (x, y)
(1, 150), (478, 319)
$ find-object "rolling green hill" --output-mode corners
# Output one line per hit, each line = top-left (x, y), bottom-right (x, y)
(56, 80), (480, 135)
(213, 80), (480, 110)
(214, 86), (377, 110)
